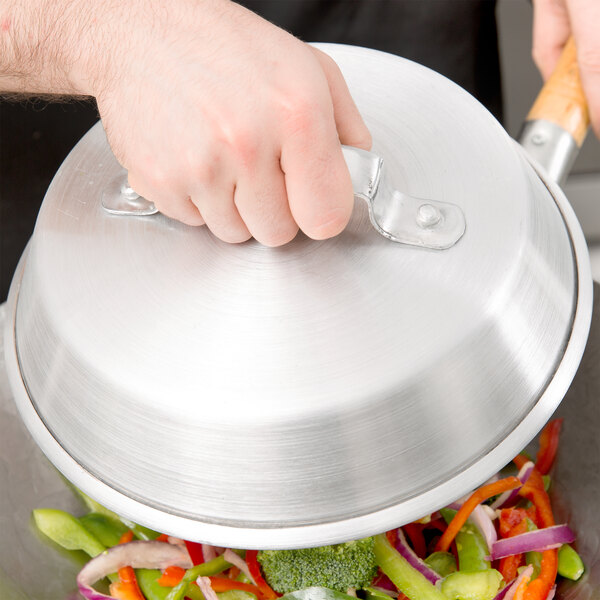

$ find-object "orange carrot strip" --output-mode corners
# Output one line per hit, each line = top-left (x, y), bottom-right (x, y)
(209, 576), (264, 596)
(119, 530), (134, 544)
(111, 567), (145, 600)
(435, 477), (520, 552)
(157, 565), (186, 587)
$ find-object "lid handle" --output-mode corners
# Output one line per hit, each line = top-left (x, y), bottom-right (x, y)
(102, 147), (466, 250)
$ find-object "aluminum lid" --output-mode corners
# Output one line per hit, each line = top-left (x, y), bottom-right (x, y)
(5, 44), (591, 548)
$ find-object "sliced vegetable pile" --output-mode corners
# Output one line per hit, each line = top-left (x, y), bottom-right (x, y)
(34, 418), (584, 600)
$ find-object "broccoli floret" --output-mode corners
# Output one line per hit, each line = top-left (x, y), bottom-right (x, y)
(257, 538), (378, 594)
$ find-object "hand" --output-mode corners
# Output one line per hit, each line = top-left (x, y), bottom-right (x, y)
(91, 0), (371, 245)
(532, 0), (600, 137)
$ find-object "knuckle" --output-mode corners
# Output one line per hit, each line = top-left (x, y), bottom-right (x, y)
(279, 93), (324, 137)
(215, 122), (260, 170)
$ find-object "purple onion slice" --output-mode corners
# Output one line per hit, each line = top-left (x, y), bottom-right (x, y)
(77, 540), (192, 600)
(489, 524), (575, 561)
(394, 529), (440, 584)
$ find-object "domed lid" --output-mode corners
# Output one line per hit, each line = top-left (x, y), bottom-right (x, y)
(7, 44), (590, 548)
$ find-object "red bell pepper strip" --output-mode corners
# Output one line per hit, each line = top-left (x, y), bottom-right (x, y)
(435, 476), (521, 552)
(184, 540), (205, 565)
(386, 528), (398, 547)
(156, 533), (170, 543)
(246, 549), (281, 599)
(403, 523), (427, 559)
(158, 565), (187, 587)
(498, 511), (528, 582)
(535, 418), (563, 475)
(515, 461), (558, 600)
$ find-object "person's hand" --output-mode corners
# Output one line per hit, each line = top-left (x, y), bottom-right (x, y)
(532, 0), (600, 137)
(89, 0), (371, 245)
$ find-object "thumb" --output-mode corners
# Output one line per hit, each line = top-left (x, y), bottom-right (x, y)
(309, 46), (372, 150)
(532, 0), (571, 80)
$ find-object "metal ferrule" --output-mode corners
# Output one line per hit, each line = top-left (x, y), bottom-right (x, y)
(518, 119), (580, 186)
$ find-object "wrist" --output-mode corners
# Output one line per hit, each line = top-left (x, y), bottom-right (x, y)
(0, 0), (115, 97)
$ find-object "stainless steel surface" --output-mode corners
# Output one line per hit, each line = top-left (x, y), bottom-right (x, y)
(2, 297), (599, 599)
(3, 44), (593, 548)
(519, 120), (580, 185)
(342, 146), (466, 249)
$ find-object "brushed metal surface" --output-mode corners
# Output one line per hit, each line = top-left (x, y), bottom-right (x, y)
(3, 45), (592, 548)
(2, 298), (599, 599)
(519, 120), (579, 185)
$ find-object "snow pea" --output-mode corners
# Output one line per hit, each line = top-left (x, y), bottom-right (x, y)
(440, 508), (490, 572)
(424, 551), (457, 577)
(373, 533), (447, 600)
(79, 512), (130, 547)
(440, 570), (503, 600)
(137, 569), (171, 600)
(558, 544), (585, 581)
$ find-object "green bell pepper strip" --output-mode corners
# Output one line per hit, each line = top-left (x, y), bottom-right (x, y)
(33, 508), (125, 583)
(76, 489), (160, 540)
(137, 569), (172, 600)
(364, 586), (395, 600)
(440, 508), (490, 573)
(424, 551), (457, 577)
(166, 554), (236, 600)
(33, 508), (106, 557)
(373, 533), (447, 600)
(524, 518), (542, 580)
(79, 512), (130, 547)
(558, 544), (585, 581)
(281, 588), (360, 600)
(440, 570), (503, 600)
(217, 591), (257, 600)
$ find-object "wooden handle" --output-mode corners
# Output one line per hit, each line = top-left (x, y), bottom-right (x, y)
(526, 37), (590, 146)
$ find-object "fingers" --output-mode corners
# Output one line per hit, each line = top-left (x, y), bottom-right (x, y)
(127, 171), (205, 226)
(234, 154), (299, 247)
(532, 0), (571, 81)
(566, 0), (600, 136)
(280, 102), (354, 240)
(309, 47), (372, 150)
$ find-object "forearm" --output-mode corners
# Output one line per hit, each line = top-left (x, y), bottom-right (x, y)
(0, 0), (107, 96)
